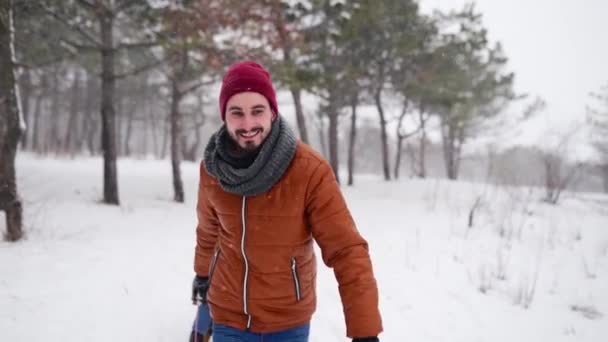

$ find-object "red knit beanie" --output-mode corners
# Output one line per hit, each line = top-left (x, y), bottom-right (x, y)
(219, 61), (278, 121)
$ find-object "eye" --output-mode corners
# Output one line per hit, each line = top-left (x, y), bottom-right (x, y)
(230, 111), (244, 117)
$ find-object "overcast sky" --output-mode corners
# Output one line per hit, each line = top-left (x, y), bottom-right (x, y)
(419, 0), (608, 155)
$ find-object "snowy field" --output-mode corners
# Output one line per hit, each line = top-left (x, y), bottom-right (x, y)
(1, 154), (607, 342)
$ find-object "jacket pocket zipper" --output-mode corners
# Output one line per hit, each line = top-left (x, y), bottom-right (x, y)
(208, 248), (221, 286)
(291, 257), (302, 302)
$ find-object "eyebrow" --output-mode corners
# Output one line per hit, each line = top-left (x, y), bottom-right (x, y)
(228, 104), (267, 112)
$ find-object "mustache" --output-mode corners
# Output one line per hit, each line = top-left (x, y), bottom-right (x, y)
(235, 127), (263, 135)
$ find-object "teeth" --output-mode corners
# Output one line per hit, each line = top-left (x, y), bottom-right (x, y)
(241, 131), (259, 138)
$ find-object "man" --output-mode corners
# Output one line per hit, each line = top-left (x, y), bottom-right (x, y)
(190, 60), (382, 342)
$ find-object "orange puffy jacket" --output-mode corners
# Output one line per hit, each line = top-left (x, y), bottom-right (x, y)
(194, 142), (382, 338)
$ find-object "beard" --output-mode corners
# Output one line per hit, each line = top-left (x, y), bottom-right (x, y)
(227, 126), (265, 156)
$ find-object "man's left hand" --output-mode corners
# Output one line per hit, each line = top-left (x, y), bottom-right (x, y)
(191, 275), (210, 305)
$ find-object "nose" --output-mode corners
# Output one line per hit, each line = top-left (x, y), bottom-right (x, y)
(241, 113), (256, 130)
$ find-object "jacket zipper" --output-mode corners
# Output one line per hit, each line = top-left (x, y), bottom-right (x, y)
(291, 257), (302, 302)
(241, 196), (252, 329)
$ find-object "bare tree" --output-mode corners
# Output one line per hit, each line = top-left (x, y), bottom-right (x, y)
(538, 126), (584, 205)
(0, 0), (24, 241)
(541, 152), (583, 205)
(393, 100), (430, 179)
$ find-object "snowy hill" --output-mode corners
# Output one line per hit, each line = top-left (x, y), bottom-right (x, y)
(1, 154), (607, 341)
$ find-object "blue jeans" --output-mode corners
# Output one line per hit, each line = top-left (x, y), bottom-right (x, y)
(212, 322), (310, 342)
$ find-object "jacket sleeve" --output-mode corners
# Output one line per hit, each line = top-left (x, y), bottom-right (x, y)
(305, 160), (383, 338)
(194, 162), (220, 277)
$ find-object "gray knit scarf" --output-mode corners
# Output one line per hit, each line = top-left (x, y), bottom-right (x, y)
(203, 117), (297, 196)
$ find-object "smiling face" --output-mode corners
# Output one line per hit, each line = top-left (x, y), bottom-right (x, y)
(224, 91), (274, 151)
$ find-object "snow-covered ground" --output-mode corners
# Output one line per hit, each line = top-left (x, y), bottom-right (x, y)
(1, 154), (607, 341)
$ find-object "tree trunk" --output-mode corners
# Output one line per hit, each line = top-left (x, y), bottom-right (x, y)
(394, 136), (403, 180)
(271, 8), (310, 144)
(170, 79), (184, 202)
(317, 111), (327, 158)
(49, 70), (61, 153)
(184, 94), (206, 162)
(417, 109), (428, 178)
(64, 69), (81, 155)
(99, 12), (119, 205)
(186, 126), (201, 161)
(18, 69), (31, 148)
(602, 163), (608, 193)
(124, 95), (136, 157)
(441, 116), (458, 180)
(454, 125), (465, 179)
(81, 73), (98, 155)
(0, 0), (24, 241)
(149, 96), (160, 158)
(347, 94), (358, 186)
(115, 92), (123, 155)
(290, 87), (309, 144)
(327, 101), (340, 184)
(180, 123), (189, 160)
(393, 103), (408, 180)
(161, 116), (169, 159)
(543, 155), (559, 203)
(374, 88), (391, 181)
(31, 86), (43, 153)
(142, 90), (149, 157)
(170, 47), (187, 203)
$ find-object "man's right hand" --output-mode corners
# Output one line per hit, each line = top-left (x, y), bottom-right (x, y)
(191, 275), (209, 305)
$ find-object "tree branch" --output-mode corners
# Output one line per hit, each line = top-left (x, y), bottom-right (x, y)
(116, 41), (160, 50)
(178, 79), (216, 96)
(41, 3), (102, 47)
(14, 53), (80, 70)
(75, 0), (97, 12)
(60, 38), (99, 51)
(398, 125), (423, 140)
(115, 0), (141, 14)
(113, 57), (168, 80)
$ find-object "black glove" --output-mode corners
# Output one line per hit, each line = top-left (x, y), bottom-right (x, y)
(353, 338), (379, 342)
(191, 275), (209, 305)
